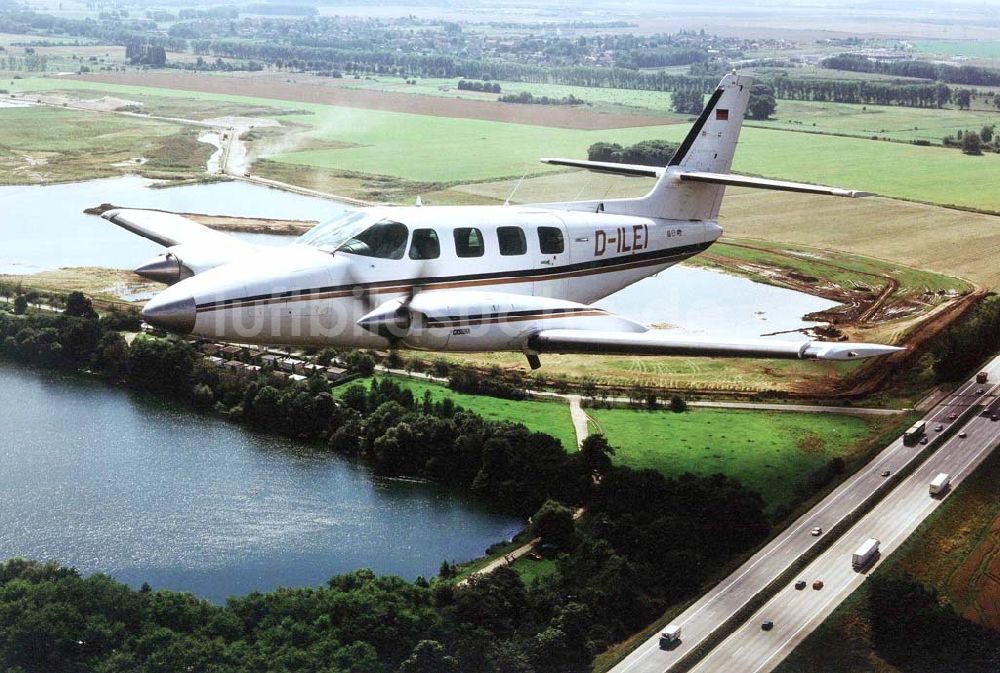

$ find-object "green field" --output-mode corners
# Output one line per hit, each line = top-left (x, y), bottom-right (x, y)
(511, 556), (559, 586)
(588, 407), (884, 512)
(702, 239), (971, 296)
(334, 375), (579, 450)
(335, 75), (686, 117)
(911, 40), (1000, 59)
(747, 98), (1000, 144)
(7, 76), (1000, 211)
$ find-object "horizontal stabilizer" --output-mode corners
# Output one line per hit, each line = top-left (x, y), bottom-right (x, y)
(528, 329), (902, 361)
(539, 159), (868, 198)
(540, 157), (663, 178)
(673, 171), (870, 198)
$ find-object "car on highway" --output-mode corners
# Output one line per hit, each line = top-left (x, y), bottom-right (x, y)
(761, 620), (774, 631)
(991, 413), (998, 422)
(810, 526), (822, 536)
(795, 580), (807, 590)
(976, 388), (984, 395)
(959, 431), (968, 438)
(919, 436), (929, 445)
(934, 424), (943, 431)
(812, 580), (824, 590)
(881, 469), (891, 477)
(948, 412), (958, 420)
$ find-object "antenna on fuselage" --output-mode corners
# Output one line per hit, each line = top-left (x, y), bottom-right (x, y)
(504, 171), (528, 206)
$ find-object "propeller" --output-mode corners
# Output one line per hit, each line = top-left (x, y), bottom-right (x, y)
(350, 257), (430, 350)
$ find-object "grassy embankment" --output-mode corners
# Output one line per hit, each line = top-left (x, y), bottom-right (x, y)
(589, 407), (894, 514)
(774, 444), (1000, 673)
(0, 105), (209, 184)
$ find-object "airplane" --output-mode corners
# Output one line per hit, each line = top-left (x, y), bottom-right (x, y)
(103, 72), (901, 370)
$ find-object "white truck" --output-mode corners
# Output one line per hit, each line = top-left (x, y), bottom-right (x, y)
(929, 472), (951, 496)
(852, 538), (880, 571)
(659, 624), (681, 648)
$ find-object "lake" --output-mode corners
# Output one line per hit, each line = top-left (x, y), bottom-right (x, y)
(0, 365), (522, 603)
(0, 176), (348, 274)
(0, 176), (835, 336)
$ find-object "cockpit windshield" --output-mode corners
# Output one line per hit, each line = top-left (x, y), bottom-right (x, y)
(296, 211), (409, 259)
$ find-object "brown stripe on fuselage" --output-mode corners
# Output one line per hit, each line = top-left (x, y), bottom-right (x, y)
(195, 245), (701, 314)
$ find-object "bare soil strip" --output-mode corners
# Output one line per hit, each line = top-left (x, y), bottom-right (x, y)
(66, 72), (676, 130)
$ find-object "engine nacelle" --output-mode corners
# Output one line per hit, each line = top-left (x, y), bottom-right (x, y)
(135, 244), (251, 285)
(358, 290), (645, 352)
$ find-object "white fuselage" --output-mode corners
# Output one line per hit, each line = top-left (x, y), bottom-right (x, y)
(148, 205), (722, 350)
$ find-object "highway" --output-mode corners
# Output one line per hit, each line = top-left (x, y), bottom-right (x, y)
(691, 375), (1000, 673)
(610, 357), (1000, 673)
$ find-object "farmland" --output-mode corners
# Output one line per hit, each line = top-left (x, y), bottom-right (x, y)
(587, 407), (890, 513)
(5, 74), (1000, 212)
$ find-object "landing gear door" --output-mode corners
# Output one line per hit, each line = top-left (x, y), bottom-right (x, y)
(533, 214), (571, 298)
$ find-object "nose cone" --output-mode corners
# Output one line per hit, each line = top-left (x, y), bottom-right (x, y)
(142, 292), (196, 334)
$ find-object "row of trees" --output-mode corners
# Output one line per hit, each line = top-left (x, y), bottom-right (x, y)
(124, 41), (165, 66)
(588, 139), (680, 166)
(822, 53), (1000, 87)
(457, 79), (501, 93)
(771, 75), (952, 108)
(499, 91), (586, 105)
(942, 126), (998, 155)
(929, 295), (1000, 382)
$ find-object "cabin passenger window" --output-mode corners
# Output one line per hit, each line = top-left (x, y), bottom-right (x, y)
(538, 226), (565, 255)
(454, 227), (485, 257)
(409, 229), (440, 260)
(338, 220), (409, 259)
(497, 226), (526, 256)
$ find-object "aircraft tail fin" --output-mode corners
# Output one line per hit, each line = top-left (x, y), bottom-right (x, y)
(628, 72), (753, 220)
(535, 73), (869, 219)
(534, 72), (753, 221)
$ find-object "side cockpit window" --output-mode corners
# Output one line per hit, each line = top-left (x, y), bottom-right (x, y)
(538, 226), (565, 255)
(339, 220), (409, 259)
(454, 227), (485, 258)
(497, 226), (526, 256)
(409, 229), (440, 260)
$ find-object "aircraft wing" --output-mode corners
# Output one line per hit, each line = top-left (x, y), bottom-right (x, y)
(101, 208), (256, 250)
(101, 208), (259, 282)
(527, 329), (903, 361)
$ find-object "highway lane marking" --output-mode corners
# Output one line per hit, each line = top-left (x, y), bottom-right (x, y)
(741, 499), (936, 673)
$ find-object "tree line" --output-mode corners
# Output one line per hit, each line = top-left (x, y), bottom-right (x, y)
(929, 295), (1000, 382)
(498, 91), (586, 106)
(457, 79), (501, 93)
(587, 139), (680, 166)
(822, 53), (1000, 87)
